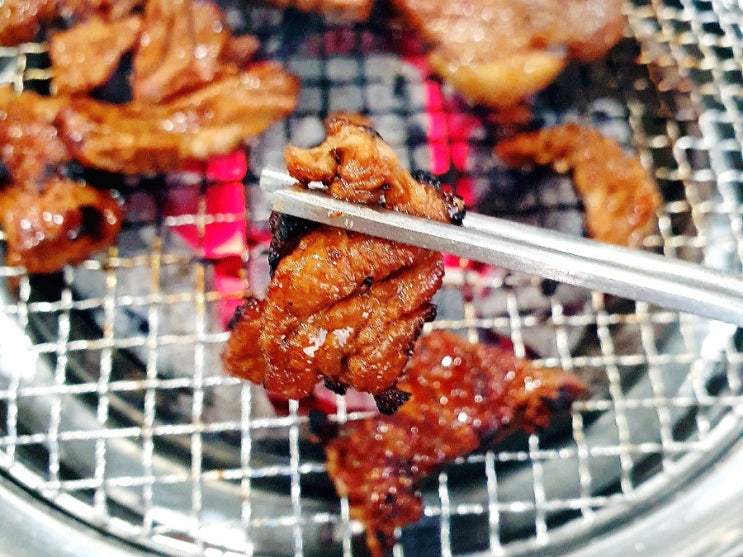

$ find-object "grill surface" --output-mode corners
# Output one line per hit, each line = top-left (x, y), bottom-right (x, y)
(0, 1), (742, 556)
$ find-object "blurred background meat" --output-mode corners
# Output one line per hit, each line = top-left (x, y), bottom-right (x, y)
(0, 0), (58, 46)
(134, 0), (236, 103)
(0, 177), (122, 272)
(0, 0), (297, 272)
(50, 15), (143, 95)
(0, 90), (69, 187)
(58, 0), (143, 21)
(56, 62), (299, 174)
(391, 0), (624, 109)
(0, 0), (143, 46)
(0, 90), (123, 272)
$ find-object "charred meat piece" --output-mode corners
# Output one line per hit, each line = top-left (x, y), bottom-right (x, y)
(223, 117), (465, 412)
(0, 91), (122, 273)
(324, 330), (588, 557)
(1, 0), (279, 271)
(260, 229), (443, 401)
(0, 0), (57, 46)
(50, 15), (143, 95)
(266, 211), (320, 274)
(56, 62), (300, 174)
(0, 177), (122, 272)
(226, 234), (443, 413)
(264, 0), (374, 21)
(133, 0), (258, 103)
(496, 124), (662, 247)
(283, 115), (465, 221)
(391, 0), (624, 108)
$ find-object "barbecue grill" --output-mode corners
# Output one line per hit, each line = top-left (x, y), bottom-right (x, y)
(0, 1), (741, 556)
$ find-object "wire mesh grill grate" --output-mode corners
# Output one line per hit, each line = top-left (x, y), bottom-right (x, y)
(0, 1), (742, 556)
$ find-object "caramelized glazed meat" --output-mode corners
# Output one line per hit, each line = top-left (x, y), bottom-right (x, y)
(223, 118), (465, 413)
(265, 0), (374, 21)
(0, 91), (122, 273)
(0, 0), (141, 46)
(221, 34), (261, 68)
(0, 0), (57, 46)
(0, 177), (122, 272)
(50, 15), (143, 95)
(222, 297), (267, 385)
(391, 0), (624, 108)
(283, 117), (465, 219)
(133, 0), (241, 103)
(56, 62), (300, 174)
(225, 240), (442, 411)
(1, 1), (289, 271)
(0, 91), (69, 188)
(324, 330), (587, 557)
(496, 124), (662, 247)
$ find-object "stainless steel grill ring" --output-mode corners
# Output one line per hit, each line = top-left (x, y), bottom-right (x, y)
(0, 1), (741, 556)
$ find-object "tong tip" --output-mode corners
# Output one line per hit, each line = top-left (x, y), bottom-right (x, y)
(260, 168), (296, 192)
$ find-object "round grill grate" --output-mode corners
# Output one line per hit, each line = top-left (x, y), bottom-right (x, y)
(0, 1), (741, 556)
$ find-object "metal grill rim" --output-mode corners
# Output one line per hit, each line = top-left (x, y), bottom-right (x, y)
(0, 1), (741, 556)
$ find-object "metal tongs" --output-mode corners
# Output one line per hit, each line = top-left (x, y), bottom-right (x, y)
(261, 169), (743, 327)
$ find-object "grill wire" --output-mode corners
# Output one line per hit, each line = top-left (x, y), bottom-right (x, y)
(0, 1), (742, 556)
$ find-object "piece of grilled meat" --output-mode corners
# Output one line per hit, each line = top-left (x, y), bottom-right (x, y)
(496, 124), (662, 247)
(324, 329), (587, 557)
(0, 90), (122, 272)
(0, 90), (69, 188)
(0, 0), (142, 47)
(133, 0), (259, 103)
(56, 62), (299, 174)
(0, 0), (58, 46)
(223, 116), (465, 413)
(391, 0), (624, 109)
(0, 177), (122, 272)
(50, 15), (143, 95)
(1, 0), (285, 272)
